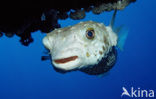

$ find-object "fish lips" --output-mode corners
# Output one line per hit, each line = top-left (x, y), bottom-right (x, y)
(54, 56), (78, 64)
(52, 55), (82, 70)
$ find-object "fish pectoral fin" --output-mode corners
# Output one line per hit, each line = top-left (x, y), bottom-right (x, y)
(41, 56), (50, 61)
(116, 26), (129, 51)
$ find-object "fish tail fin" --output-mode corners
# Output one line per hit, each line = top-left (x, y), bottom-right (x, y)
(114, 25), (129, 51)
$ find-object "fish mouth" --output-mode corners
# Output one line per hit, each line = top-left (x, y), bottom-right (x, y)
(54, 56), (78, 64)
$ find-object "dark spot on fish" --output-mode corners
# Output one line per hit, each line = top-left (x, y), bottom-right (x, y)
(104, 35), (109, 45)
(99, 51), (103, 55)
(102, 46), (105, 51)
(86, 52), (90, 57)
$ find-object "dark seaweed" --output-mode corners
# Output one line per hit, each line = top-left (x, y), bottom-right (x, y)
(0, 0), (136, 46)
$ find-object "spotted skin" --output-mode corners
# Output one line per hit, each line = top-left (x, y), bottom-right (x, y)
(42, 21), (118, 75)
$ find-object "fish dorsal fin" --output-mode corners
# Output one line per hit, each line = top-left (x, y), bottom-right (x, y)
(110, 9), (117, 28)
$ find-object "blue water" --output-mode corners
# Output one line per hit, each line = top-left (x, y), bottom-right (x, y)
(0, 0), (156, 99)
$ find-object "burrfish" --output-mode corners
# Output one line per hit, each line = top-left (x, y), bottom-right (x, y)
(42, 10), (127, 75)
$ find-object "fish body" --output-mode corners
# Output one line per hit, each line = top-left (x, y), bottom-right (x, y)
(42, 20), (118, 75)
(42, 10), (127, 75)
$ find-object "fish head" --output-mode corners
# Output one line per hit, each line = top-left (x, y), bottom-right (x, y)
(42, 21), (117, 72)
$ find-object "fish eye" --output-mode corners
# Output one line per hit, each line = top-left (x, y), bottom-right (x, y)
(86, 28), (95, 39)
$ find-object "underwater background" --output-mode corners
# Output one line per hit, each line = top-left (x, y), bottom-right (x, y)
(0, 0), (156, 99)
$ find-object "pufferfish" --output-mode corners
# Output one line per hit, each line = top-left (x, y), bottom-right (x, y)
(42, 10), (127, 75)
